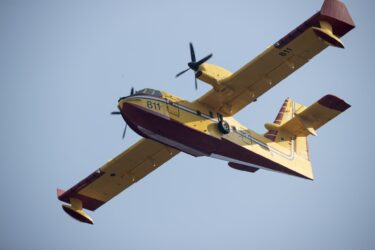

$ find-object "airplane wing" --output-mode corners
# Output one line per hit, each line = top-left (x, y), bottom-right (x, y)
(57, 138), (179, 224)
(195, 0), (354, 116)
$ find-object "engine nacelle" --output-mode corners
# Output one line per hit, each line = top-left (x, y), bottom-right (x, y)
(196, 63), (232, 90)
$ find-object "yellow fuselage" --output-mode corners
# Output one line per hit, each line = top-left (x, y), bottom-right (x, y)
(118, 90), (313, 180)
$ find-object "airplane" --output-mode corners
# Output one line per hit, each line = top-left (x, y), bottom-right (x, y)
(57, 0), (355, 224)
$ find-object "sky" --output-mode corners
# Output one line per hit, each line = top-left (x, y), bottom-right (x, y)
(1, 0), (374, 249)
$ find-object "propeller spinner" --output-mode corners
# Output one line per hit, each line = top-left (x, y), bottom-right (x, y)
(176, 42), (212, 90)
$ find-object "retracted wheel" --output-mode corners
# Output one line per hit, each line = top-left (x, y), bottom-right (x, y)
(218, 120), (230, 134)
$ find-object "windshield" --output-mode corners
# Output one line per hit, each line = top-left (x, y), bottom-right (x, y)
(134, 88), (162, 97)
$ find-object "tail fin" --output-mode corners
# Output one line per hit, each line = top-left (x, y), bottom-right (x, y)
(264, 98), (301, 142)
(265, 95), (350, 159)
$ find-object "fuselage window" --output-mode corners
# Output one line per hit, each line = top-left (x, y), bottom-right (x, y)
(145, 89), (154, 95)
(135, 88), (162, 97)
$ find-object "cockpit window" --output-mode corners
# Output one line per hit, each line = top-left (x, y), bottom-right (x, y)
(135, 88), (162, 97)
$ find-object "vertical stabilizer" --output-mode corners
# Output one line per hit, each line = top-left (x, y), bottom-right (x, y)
(265, 98), (310, 160)
(265, 98), (289, 141)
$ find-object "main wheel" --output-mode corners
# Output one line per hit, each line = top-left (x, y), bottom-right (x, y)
(218, 120), (230, 134)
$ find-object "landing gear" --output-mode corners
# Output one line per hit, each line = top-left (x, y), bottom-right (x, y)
(217, 113), (230, 134)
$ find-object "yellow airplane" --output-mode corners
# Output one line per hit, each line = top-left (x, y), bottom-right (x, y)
(57, 0), (355, 224)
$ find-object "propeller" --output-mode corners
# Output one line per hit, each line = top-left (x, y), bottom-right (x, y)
(176, 42), (212, 90)
(111, 111), (127, 139)
(122, 123), (128, 139)
(111, 87), (135, 140)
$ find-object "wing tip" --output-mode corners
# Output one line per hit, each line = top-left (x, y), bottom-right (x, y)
(318, 94), (351, 112)
(58, 189), (95, 225)
(56, 188), (65, 200)
(56, 189), (105, 211)
(320, 0), (355, 37)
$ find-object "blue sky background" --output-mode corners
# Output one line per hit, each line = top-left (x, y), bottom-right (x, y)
(1, 0), (374, 249)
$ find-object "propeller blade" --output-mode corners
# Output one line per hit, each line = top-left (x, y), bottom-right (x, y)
(176, 43), (213, 91)
(175, 68), (190, 78)
(122, 123), (128, 140)
(189, 42), (196, 62)
(111, 111), (121, 115)
(196, 53), (212, 66)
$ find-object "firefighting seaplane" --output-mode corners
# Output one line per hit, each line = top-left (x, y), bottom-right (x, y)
(57, 0), (355, 224)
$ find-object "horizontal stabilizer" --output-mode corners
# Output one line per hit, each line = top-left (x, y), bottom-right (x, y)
(265, 95), (350, 137)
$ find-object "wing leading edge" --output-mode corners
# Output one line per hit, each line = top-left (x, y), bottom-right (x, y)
(57, 138), (179, 224)
(196, 0), (355, 116)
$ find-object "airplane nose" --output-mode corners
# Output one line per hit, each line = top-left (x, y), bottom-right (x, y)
(118, 100), (125, 111)
(117, 96), (140, 116)
(117, 97), (129, 111)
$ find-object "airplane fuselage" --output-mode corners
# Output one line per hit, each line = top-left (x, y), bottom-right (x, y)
(118, 90), (313, 180)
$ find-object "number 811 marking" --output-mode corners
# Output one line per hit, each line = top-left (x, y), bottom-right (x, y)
(279, 47), (293, 57)
(147, 101), (161, 110)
